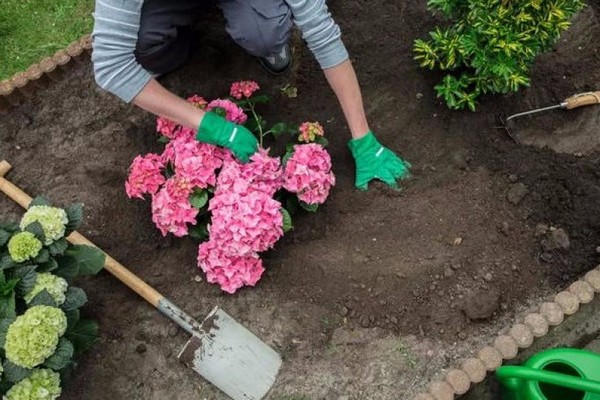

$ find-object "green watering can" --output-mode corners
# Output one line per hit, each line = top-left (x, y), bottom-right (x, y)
(497, 348), (600, 400)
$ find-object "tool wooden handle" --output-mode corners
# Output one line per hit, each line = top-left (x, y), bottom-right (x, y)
(563, 91), (600, 109)
(0, 160), (163, 308)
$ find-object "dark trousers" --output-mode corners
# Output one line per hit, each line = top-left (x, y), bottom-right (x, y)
(135, 0), (293, 74)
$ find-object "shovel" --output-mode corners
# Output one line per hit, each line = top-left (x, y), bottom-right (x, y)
(496, 90), (600, 142)
(0, 160), (281, 400)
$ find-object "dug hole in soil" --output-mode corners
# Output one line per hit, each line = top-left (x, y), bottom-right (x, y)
(1, 1), (600, 399)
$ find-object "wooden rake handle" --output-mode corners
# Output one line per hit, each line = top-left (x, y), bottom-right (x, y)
(0, 160), (163, 308)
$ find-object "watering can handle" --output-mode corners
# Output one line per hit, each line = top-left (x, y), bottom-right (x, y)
(497, 366), (600, 395)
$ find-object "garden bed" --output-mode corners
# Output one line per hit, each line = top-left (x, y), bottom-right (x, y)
(1, 0), (600, 398)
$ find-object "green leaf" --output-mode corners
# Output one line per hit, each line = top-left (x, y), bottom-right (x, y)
(29, 196), (51, 207)
(61, 287), (87, 311)
(281, 209), (293, 233)
(189, 189), (209, 210)
(33, 248), (50, 264)
(64, 309), (80, 329)
(0, 222), (19, 233)
(268, 122), (295, 138)
(0, 229), (10, 247)
(280, 84), (298, 98)
(53, 255), (79, 279)
(300, 201), (319, 213)
(24, 221), (46, 244)
(0, 292), (16, 319)
(0, 316), (16, 347)
(0, 277), (19, 297)
(38, 257), (59, 273)
(157, 136), (170, 144)
(250, 94), (270, 104)
(64, 245), (105, 276)
(0, 255), (17, 270)
(48, 238), (68, 257)
(3, 360), (31, 383)
(64, 203), (83, 234)
(66, 319), (98, 354)
(13, 266), (37, 297)
(285, 195), (300, 216)
(188, 224), (209, 241)
(314, 136), (329, 147)
(29, 289), (56, 307)
(43, 338), (74, 370)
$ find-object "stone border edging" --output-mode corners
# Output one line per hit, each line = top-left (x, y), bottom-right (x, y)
(0, 34), (92, 112)
(413, 265), (600, 400)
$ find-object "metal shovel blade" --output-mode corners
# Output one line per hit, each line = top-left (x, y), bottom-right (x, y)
(178, 307), (282, 400)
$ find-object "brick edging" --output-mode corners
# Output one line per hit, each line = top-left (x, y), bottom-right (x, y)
(413, 266), (600, 400)
(0, 34), (92, 112)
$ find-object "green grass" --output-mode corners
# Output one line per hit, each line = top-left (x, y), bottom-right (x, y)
(0, 0), (94, 80)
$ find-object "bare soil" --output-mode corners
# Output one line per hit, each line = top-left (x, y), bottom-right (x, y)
(1, 1), (600, 399)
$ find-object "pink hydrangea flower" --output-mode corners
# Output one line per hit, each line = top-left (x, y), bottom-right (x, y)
(125, 154), (166, 199)
(206, 99), (248, 125)
(151, 185), (198, 237)
(298, 122), (325, 143)
(197, 241), (264, 294)
(230, 81), (260, 100)
(208, 190), (284, 256)
(187, 95), (208, 109)
(163, 175), (195, 200)
(283, 144), (336, 205)
(216, 149), (283, 197)
(157, 117), (178, 139)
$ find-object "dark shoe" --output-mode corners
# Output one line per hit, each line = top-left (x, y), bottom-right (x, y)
(259, 44), (291, 75)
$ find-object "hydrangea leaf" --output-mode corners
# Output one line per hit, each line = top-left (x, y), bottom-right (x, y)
(64, 309), (80, 330)
(33, 248), (50, 264)
(48, 238), (68, 257)
(14, 266), (37, 297)
(43, 338), (74, 370)
(64, 203), (83, 234)
(23, 221), (46, 244)
(0, 316), (16, 347)
(64, 245), (105, 276)
(2, 360), (31, 383)
(29, 196), (52, 207)
(53, 255), (79, 279)
(66, 319), (98, 355)
(29, 289), (57, 308)
(189, 189), (209, 210)
(300, 201), (319, 213)
(0, 229), (10, 247)
(281, 209), (293, 233)
(0, 292), (16, 319)
(61, 287), (87, 312)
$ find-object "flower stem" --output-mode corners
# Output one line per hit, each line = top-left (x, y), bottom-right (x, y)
(249, 102), (264, 148)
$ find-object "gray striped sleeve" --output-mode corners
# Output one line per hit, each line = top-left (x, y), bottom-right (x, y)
(91, 0), (151, 103)
(286, 0), (349, 69)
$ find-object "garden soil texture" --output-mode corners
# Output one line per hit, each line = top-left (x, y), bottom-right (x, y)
(1, 1), (600, 399)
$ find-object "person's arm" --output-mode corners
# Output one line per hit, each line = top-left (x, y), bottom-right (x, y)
(286, 0), (410, 189)
(91, 0), (257, 161)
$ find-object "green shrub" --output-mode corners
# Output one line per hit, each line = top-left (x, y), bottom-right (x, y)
(414, 0), (585, 111)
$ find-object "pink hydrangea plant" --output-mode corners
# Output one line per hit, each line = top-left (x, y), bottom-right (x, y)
(298, 121), (325, 143)
(230, 81), (260, 100)
(283, 143), (336, 205)
(197, 241), (264, 294)
(206, 99), (248, 125)
(125, 154), (166, 199)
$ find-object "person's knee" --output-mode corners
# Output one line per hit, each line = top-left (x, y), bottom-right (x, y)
(229, 6), (293, 57)
(135, 26), (191, 74)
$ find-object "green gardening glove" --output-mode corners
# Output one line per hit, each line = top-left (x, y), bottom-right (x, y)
(348, 131), (411, 190)
(197, 112), (258, 163)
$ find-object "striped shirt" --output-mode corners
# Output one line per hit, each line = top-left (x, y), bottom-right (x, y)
(92, 0), (349, 102)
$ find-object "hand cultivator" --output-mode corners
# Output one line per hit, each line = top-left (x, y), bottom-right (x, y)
(496, 91), (600, 142)
(0, 160), (281, 400)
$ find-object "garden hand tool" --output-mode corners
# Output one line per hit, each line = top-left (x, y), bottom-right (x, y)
(497, 91), (600, 142)
(0, 160), (281, 400)
(348, 131), (411, 190)
(197, 112), (258, 163)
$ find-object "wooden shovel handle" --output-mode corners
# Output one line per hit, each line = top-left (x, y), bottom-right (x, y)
(0, 160), (163, 308)
(563, 91), (600, 109)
